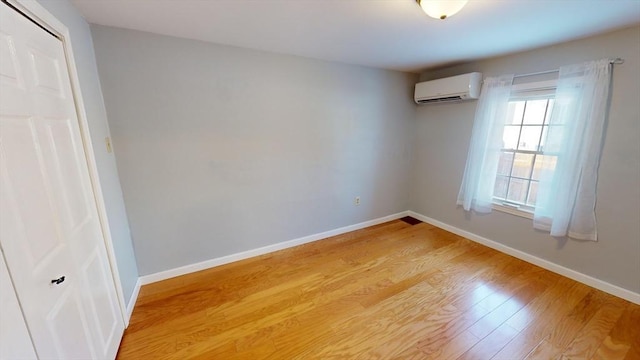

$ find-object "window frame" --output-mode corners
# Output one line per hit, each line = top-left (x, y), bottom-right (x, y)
(492, 79), (557, 219)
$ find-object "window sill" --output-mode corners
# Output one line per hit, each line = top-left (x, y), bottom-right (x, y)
(492, 202), (534, 220)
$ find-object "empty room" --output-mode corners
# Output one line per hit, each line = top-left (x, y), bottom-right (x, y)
(1, 0), (639, 359)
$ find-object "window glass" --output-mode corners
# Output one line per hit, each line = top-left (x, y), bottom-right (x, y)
(506, 101), (525, 125)
(544, 99), (555, 124)
(523, 100), (548, 124)
(527, 181), (539, 206)
(502, 126), (520, 149)
(511, 153), (534, 178)
(531, 155), (557, 181)
(518, 126), (543, 151)
(494, 97), (556, 209)
(497, 152), (514, 176)
(494, 175), (509, 199)
(507, 178), (529, 203)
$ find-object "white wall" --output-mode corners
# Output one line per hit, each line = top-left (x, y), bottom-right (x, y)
(35, 0), (139, 303)
(411, 26), (640, 294)
(90, 25), (418, 276)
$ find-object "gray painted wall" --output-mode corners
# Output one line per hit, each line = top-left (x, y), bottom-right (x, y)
(90, 25), (418, 276)
(35, 0), (139, 303)
(411, 26), (640, 294)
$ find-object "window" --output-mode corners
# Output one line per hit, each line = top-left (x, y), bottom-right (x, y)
(492, 83), (557, 217)
(458, 60), (612, 240)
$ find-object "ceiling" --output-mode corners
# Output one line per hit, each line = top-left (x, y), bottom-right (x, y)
(71, 0), (640, 73)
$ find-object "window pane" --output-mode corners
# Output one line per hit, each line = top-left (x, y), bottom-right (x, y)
(539, 125), (549, 152)
(518, 125), (543, 151)
(512, 153), (534, 178)
(531, 155), (558, 181)
(523, 99), (548, 124)
(527, 181), (539, 206)
(497, 97), (556, 209)
(502, 126), (520, 150)
(507, 178), (529, 204)
(544, 99), (555, 124)
(498, 152), (514, 176)
(544, 124), (567, 153)
(494, 175), (508, 199)
(507, 101), (525, 125)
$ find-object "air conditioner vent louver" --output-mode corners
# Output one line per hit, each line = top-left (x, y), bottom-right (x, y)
(416, 96), (463, 104)
(414, 72), (482, 105)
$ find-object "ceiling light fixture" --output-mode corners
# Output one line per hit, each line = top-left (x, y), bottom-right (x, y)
(416, 0), (468, 20)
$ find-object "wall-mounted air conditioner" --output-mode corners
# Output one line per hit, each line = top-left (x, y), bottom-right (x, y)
(414, 72), (483, 104)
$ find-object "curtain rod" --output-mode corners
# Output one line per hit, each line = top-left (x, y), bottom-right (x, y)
(513, 57), (624, 79)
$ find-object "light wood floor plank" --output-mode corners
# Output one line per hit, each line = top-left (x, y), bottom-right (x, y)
(559, 296), (628, 359)
(116, 219), (640, 359)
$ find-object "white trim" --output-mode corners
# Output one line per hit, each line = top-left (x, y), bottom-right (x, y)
(8, 0), (128, 322)
(124, 278), (141, 327)
(511, 79), (557, 93)
(492, 202), (534, 220)
(139, 211), (409, 285)
(408, 211), (640, 305)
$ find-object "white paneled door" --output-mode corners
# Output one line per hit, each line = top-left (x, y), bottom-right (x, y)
(0, 252), (37, 359)
(0, 3), (124, 359)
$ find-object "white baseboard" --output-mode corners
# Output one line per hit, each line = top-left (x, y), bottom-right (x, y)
(408, 211), (640, 305)
(133, 210), (639, 306)
(124, 278), (141, 326)
(139, 211), (409, 285)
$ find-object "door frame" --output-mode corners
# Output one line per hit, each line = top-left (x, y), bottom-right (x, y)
(4, 0), (127, 324)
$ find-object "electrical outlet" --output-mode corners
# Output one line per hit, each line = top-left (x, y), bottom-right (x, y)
(354, 196), (360, 206)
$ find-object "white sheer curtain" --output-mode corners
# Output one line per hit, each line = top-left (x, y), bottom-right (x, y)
(457, 74), (514, 213)
(533, 59), (612, 240)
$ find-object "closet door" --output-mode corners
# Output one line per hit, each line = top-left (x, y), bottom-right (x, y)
(0, 253), (37, 359)
(0, 3), (124, 359)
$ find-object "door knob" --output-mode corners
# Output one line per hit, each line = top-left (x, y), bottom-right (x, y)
(51, 276), (65, 285)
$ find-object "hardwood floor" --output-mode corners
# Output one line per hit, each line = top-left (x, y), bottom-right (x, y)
(117, 219), (640, 359)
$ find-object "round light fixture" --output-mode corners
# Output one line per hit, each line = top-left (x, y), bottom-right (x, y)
(416, 0), (469, 20)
